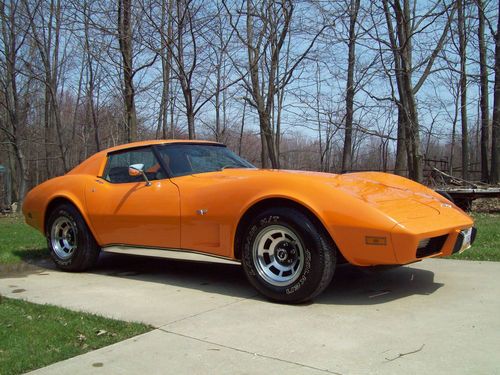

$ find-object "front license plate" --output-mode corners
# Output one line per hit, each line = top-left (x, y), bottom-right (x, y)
(459, 228), (473, 253)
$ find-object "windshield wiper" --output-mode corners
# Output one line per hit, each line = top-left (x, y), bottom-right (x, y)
(220, 165), (242, 170)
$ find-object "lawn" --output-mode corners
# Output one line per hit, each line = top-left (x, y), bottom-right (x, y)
(449, 213), (500, 261)
(0, 216), (152, 374)
(0, 297), (151, 375)
(0, 215), (46, 264)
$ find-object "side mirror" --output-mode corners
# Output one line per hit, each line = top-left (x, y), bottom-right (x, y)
(128, 164), (151, 186)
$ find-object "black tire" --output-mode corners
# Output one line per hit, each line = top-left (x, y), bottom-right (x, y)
(241, 207), (336, 304)
(46, 203), (100, 271)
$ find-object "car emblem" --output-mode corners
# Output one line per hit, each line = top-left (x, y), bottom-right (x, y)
(441, 203), (452, 208)
(196, 209), (208, 215)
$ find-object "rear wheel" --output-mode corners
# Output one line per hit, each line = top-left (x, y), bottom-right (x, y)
(46, 203), (100, 271)
(242, 207), (336, 304)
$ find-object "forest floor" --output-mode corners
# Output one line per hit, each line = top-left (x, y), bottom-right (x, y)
(472, 197), (500, 213)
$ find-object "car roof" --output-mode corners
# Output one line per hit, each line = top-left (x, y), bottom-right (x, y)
(67, 139), (224, 176)
(103, 139), (224, 153)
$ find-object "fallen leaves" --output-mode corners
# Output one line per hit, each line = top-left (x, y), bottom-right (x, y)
(77, 333), (86, 342)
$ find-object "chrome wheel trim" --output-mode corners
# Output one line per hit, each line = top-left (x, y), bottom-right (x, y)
(252, 224), (305, 287)
(50, 216), (77, 260)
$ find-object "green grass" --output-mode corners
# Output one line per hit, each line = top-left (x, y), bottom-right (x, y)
(0, 297), (151, 375)
(0, 218), (152, 373)
(449, 213), (500, 261)
(0, 215), (47, 264)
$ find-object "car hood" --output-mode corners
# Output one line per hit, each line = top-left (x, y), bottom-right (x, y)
(280, 170), (451, 222)
(217, 169), (454, 223)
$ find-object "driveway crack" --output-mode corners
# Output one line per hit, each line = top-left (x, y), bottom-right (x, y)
(157, 328), (343, 375)
(157, 294), (259, 328)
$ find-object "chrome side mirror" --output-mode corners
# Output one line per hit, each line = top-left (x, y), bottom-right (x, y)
(128, 163), (151, 186)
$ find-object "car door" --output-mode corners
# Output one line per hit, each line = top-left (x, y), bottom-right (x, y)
(154, 143), (255, 258)
(85, 147), (180, 249)
(172, 173), (246, 258)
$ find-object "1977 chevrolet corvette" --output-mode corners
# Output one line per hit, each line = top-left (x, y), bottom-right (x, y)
(23, 140), (476, 303)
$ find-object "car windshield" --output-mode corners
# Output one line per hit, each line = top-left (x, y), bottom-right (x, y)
(155, 143), (255, 178)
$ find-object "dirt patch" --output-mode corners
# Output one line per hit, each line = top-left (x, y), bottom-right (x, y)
(0, 259), (53, 278)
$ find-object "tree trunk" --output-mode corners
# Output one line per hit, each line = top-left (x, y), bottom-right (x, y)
(491, 8), (500, 183)
(450, 81), (460, 175)
(477, 0), (490, 182)
(394, 0), (422, 182)
(118, 0), (137, 143)
(186, 106), (196, 139)
(156, 0), (172, 140)
(383, 0), (409, 177)
(341, 0), (360, 173)
(458, 0), (469, 180)
(260, 127), (268, 168)
(215, 61), (221, 141)
(394, 108), (407, 175)
(43, 85), (52, 178)
(238, 100), (247, 156)
(84, 0), (100, 151)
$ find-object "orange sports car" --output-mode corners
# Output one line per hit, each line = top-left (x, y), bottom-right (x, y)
(23, 140), (476, 303)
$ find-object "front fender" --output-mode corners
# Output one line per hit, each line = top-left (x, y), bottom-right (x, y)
(233, 181), (399, 266)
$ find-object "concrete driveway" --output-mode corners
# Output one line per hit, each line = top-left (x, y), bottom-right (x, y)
(1, 255), (499, 374)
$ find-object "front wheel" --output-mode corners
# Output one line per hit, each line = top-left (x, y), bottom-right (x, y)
(46, 203), (100, 271)
(242, 207), (336, 303)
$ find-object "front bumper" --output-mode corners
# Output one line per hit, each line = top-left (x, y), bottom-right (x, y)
(391, 225), (477, 264)
(452, 227), (477, 254)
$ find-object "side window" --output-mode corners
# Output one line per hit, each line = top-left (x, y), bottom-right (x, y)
(103, 148), (165, 183)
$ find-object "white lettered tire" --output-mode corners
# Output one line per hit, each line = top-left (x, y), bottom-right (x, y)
(242, 207), (336, 303)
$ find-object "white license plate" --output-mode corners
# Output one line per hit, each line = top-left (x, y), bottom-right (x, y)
(459, 228), (473, 253)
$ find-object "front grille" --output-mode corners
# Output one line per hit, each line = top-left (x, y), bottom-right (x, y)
(416, 235), (448, 258)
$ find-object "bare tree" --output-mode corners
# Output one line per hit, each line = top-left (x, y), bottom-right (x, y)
(380, 0), (455, 181)
(83, 0), (101, 150)
(0, 0), (31, 210)
(225, 0), (326, 168)
(24, 0), (72, 174)
(156, 0), (173, 139)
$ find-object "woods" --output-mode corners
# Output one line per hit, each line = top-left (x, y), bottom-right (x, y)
(0, 0), (499, 210)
